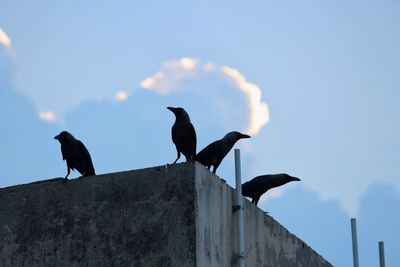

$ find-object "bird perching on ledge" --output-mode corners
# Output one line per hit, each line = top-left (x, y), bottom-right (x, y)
(54, 131), (96, 181)
(195, 131), (250, 174)
(167, 107), (197, 164)
(242, 174), (301, 206)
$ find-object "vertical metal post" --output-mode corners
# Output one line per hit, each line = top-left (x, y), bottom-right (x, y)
(234, 149), (245, 267)
(378, 241), (385, 267)
(351, 218), (359, 267)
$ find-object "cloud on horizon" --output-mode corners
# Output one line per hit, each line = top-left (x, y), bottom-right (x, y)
(138, 57), (269, 136)
(33, 57), (269, 137)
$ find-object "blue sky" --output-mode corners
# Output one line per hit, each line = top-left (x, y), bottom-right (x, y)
(1, 1), (400, 265)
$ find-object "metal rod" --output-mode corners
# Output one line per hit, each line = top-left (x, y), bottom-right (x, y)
(351, 218), (359, 267)
(234, 149), (245, 267)
(379, 241), (385, 267)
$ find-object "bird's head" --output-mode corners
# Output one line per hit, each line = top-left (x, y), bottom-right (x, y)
(167, 106), (190, 122)
(54, 131), (74, 144)
(224, 131), (251, 142)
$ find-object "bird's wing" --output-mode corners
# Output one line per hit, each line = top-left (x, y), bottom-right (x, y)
(172, 122), (197, 159)
(60, 145), (67, 160)
(76, 140), (95, 176)
(195, 141), (220, 166)
(189, 123), (197, 154)
(242, 176), (271, 198)
(77, 140), (91, 159)
(171, 124), (179, 145)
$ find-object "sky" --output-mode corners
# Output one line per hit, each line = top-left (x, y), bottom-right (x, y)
(1, 1), (400, 266)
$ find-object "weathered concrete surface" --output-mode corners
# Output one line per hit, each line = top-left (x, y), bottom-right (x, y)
(194, 164), (332, 267)
(0, 164), (196, 267)
(0, 162), (332, 267)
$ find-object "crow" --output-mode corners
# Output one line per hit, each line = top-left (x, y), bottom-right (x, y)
(195, 131), (250, 174)
(167, 107), (197, 164)
(242, 174), (301, 206)
(54, 131), (96, 180)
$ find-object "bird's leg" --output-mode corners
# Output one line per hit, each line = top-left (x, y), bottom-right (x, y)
(173, 149), (181, 164)
(63, 167), (70, 184)
(184, 155), (190, 163)
(64, 167), (70, 179)
(185, 154), (194, 163)
(212, 162), (221, 174)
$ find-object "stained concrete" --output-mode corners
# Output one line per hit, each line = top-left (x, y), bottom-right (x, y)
(0, 162), (332, 266)
(194, 163), (332, 267)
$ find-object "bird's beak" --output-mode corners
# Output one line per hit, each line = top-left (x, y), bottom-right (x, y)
(240, 133), (251, 139)
(167, 107), (178, 115)
(292, 177), (301, 182)
(54, 135), (59, 140)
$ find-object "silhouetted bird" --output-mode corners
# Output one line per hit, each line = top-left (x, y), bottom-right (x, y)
(195, 131), (250, 174)
(54, 131), (96, 180)
(242, 174), (301, 206)
(167, 107), (197, 164)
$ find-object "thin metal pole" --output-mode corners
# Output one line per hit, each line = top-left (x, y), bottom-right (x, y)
(378, 241), (385, 267)
(234, 149), (245, 267)
(351, 218), (359, 267)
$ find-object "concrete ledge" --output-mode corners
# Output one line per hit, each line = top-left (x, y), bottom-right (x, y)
(0, 163), (331, 266)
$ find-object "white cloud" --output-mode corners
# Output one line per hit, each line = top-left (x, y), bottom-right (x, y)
(140, 57), (269, 135)
(140, 57), (199, 95)
(220, 66), (269, 135)
(0, 28), (15, 59)
(0, 28), (11, 47)
(203, 62), (215, 72)
(115, 91), (128, 101)
(38, 111), (56, 123)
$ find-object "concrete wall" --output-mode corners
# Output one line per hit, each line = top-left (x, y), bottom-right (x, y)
(194, 163), (332, 267)
(0, 164), (197, 267)
(0, 162), (332, 267)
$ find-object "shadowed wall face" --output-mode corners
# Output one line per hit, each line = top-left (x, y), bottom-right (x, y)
(194, 165), (332, 267)
(0, 163), (331, 266)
